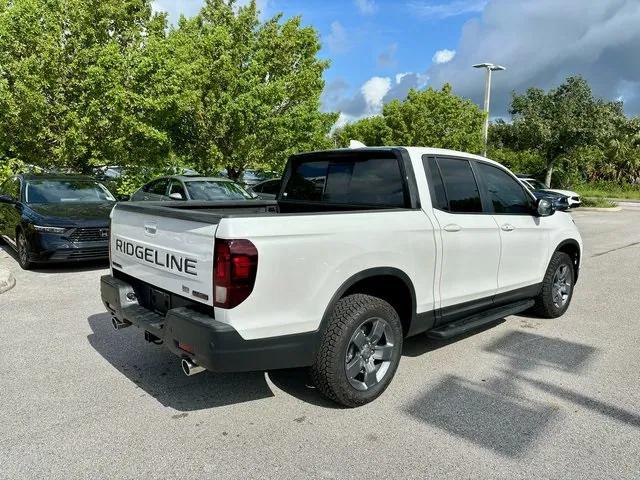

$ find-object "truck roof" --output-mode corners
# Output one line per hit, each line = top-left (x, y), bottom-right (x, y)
(300, 146), (506, 170)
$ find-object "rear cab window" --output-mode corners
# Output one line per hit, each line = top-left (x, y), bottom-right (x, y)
(422, 156), (483, 213)
(282, 150), (410, 208)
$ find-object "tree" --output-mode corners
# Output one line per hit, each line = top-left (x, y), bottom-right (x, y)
(0, 0), (170, 173)
(332, 115), (388, 147)
(501, 76), (624, 186)
(333, 84), (485, 154)
(153, 0), (336, 181)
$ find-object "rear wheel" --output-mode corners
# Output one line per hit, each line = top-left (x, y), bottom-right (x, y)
(16, 231), (33, 270)
(533, 251), (574, 318)
(311, 294), (403, 407)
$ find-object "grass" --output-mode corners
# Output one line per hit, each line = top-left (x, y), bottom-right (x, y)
(581, 197), (618, 208)
(574, 182), (640, 200)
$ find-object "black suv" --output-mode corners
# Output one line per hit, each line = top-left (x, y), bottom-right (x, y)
(0, 174), (116, 269)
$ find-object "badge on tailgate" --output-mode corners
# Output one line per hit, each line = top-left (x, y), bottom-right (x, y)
(114, 237), (198, 277)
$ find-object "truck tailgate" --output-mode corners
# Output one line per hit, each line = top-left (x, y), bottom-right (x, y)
(110, 205), (217, 306)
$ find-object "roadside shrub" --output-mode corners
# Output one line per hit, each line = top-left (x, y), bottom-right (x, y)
(487, 148), (546, 177)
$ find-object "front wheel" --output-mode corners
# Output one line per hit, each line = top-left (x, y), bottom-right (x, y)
(16, 231), (33, 270)
(533, 251), (575, 318)
(311, 294), (403, 407)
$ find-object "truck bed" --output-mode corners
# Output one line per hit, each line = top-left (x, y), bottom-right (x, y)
(114, 199), (280, 223)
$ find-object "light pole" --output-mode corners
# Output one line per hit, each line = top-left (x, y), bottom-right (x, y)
(473, 62), (505, 156)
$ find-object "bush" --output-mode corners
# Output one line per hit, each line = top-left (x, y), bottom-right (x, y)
(581, 197), (618, 208)
(487, 148), (545, 177)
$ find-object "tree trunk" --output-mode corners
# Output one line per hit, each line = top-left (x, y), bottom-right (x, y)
(226, 166), (244, 183)
(545, 163), (554, 188)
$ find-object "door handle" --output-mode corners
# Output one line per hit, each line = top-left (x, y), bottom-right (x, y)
(501, 224), (515, 232)
(443, 224), (461, 232)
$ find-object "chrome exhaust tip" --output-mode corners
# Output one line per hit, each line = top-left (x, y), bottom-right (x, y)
(181, 358), (205, 376)
(111, 317), (131, 331)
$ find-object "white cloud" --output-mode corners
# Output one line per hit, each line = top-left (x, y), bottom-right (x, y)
(355, 0), (377, 15)
(432, 49), (456, 64)
(408, 0), (487, 19)
(326, 21), (350, 53)
(326, 72), (429, 126)
(395, 72), (411, 83)
(427, 0), (640, 116)
(361, 77), (392, 111)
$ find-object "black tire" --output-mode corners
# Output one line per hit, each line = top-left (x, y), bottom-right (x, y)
(16, 230), (33, 270)
(532, 251), (575, 318)
(310, 294), (403, 407)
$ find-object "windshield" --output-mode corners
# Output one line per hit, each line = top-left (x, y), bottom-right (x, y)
(524, 179), (549, 190)
(25, 180), (116, 203)
(185, 180), (254, 201)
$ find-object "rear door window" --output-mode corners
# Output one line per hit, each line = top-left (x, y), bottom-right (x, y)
(435, 157), (483, 213)
(168, 180), (187, 199)
(259, 180), (281, 195)
(284, 155), (406, 207)
(149, 179), (169, 196)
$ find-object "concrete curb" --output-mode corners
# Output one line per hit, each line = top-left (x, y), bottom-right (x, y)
(578, 206), (622, 212)
(0, 267), (16, 294)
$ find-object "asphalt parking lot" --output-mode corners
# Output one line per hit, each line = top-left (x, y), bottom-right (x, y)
(1, 208), (639, 480)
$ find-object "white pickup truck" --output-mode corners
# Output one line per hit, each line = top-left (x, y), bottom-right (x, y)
(101, 147), (582, 407)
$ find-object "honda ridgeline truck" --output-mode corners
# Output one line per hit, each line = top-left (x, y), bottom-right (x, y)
(101, 147), (582, 407)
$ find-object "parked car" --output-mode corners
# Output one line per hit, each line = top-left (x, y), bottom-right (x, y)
(0, 174), (116, 269)
(529, 189), (571, 211)
(517, 175), (581, 208)
(102, 147), (582, 407)
(130, 176), (257, 202)
(249, 179), (282, 199)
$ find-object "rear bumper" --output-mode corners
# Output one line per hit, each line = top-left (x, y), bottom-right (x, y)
(100, 275), (318, 373)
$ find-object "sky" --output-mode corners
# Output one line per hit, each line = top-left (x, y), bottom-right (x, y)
(152, 0), (640, 126)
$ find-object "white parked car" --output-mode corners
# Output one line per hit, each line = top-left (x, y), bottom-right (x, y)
(101, 147), (582, 407)
(517, 175), (582, 207)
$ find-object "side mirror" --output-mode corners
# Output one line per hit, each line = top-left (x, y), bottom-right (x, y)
(536, 198), (555, 217)
(169, 192), (184, 200)
(117, 194), (130, 202)
(0, 194), (16, 204)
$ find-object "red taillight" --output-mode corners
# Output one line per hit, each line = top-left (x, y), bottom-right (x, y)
(213, 239), (258, 309)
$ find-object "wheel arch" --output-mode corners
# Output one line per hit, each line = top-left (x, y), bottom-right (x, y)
(554, 239), (581, 281)
(319, 267), (421, 339)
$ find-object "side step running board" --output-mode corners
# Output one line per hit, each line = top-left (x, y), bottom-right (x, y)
(427, 299), (535, 340)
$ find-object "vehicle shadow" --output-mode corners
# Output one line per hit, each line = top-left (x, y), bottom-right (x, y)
(87, 313), (275, 411)
(403, 330), (613, 458)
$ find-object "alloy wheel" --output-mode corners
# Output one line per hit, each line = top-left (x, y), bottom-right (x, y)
(345, 317), (396, 391)
(552, 264), (572, 308)
(17, 233), (29, 266)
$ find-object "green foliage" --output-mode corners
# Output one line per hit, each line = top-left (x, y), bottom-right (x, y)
(333, 84), (485, 153)
(332, 116), (389, 148)
(147, 0), (336, 181)
(487, 148), (545, 178)
(581, 197), (618, 208)
(0, 0), (170, 173)
(491, 76), (627, 186)
(574, 181), (640, 200)
(0, 158), (26, 185)
(0, 0), (335, 183)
